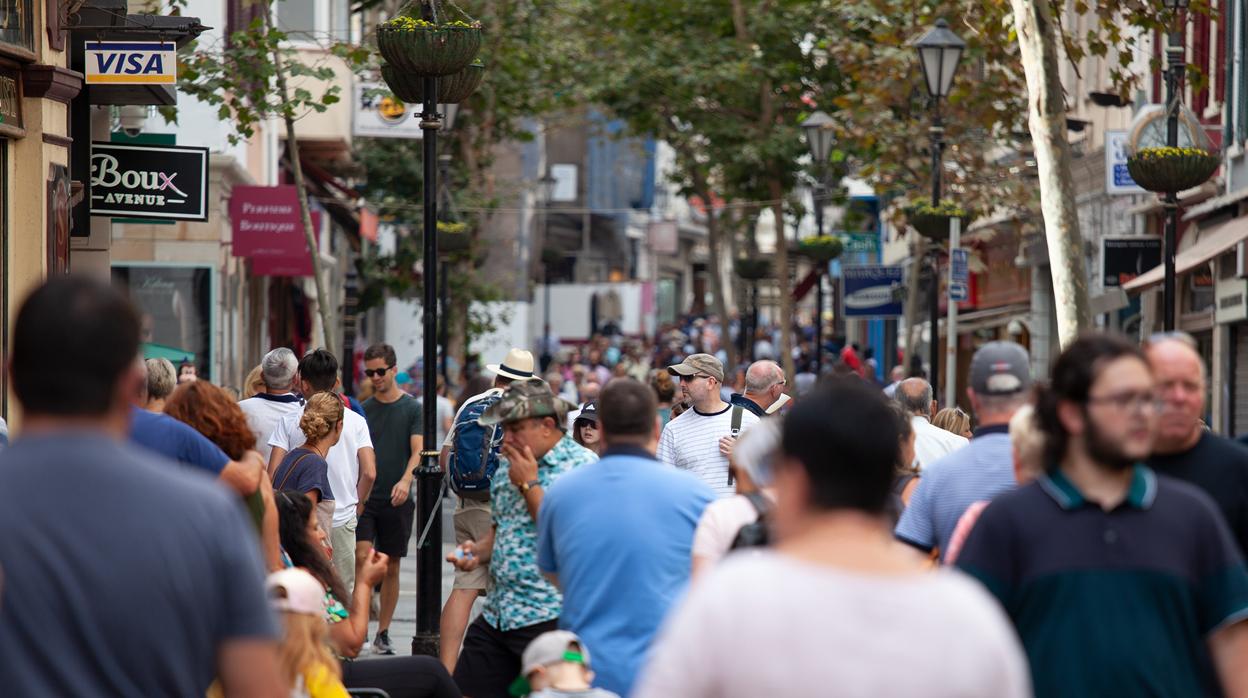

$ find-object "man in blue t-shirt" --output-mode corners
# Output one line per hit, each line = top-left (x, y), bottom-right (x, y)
(129, 362), (266, 498)
(0, 276), (281, 696)
(538, 378), (715, 696)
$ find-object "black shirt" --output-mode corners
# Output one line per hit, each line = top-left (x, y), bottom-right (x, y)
(1148, 432), (1248, 556)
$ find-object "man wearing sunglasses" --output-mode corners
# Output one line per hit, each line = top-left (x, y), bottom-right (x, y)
(359, 342), (423, 655)
(659, 354), (761, 498)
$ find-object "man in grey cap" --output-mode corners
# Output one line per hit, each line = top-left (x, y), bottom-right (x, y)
(895, 341), (1032, 561)
(447, 380), (597, 697)
(658, 353), (761, 497)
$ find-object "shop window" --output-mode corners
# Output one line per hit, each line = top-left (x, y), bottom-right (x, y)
(0, 0), (33, 54)
(276, 0), (319, 43)
(1187, 264), (1216, 313)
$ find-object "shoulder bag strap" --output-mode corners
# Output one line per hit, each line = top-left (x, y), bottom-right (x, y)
(727, 405), (745, 486)
(276, 452), (316, 491)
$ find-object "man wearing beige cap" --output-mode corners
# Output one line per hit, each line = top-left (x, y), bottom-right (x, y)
(659, 353), (761, 497)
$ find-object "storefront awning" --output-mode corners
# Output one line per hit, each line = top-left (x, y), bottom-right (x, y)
(1123, 216), (1248, 292)
(1182, 186), (1248, 221)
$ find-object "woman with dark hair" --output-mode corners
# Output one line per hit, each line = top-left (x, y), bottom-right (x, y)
(887, 402), (921, 525)
(571, 402), (602, 454)
(651, 370), (678, 429)
(165, 380), (281, 570)
(275, 492), (462, 697)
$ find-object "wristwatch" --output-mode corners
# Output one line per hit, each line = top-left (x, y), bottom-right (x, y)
(518, 479), (541, 494)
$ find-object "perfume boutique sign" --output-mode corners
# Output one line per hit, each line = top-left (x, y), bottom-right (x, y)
(89, 142), (210, 221)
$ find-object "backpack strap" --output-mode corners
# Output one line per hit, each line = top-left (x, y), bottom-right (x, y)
(743, 491), (770, 520)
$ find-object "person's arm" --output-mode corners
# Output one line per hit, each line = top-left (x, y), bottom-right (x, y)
(537, 491), (559, 588)
(216, 639), (285, 697)
(391, 433), (424, 506)
(1210, 620), (1248, 695)
(258, 477), (282, 572)
(219, 450), (265, 498)
(266, 447), (287, 479)
(503, 443), (543, 521)
(330, 548), (389, 657)
(356, 446), (376, 513)
(893, 472), (937, 555)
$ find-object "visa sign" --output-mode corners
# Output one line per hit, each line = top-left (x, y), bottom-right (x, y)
(85, 42), (176, 85)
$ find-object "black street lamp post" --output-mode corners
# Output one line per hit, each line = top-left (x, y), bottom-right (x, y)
(537, 172), (557, 371)
(802, 110), (834, 375)
(913, 18), (964, 397)
(1162, 0), (1188, 331)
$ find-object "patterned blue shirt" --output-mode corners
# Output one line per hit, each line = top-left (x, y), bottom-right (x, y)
(483, 435), (597, 631)
(895, 425), (1016, 560)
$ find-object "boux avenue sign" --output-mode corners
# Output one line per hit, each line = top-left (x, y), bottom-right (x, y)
(89, 142), (210, 221)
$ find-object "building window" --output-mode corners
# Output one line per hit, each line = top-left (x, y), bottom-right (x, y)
(0, 0), (33, 53)
(276, 0), (319, 43)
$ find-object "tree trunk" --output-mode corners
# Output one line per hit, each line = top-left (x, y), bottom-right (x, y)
(769, 183), (796, 381)
(904, 234), (927, 375)
(692, 173), (737, 373)
(1010, 0), (1091, 346)
(268, 20), (336, 358)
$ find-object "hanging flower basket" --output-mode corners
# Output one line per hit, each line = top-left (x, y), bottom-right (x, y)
(1126, 147), (1220, 194)
(380, 62), (484, 105)
(797, 235), (844, 263)
(377, 17), (482, 77)
(905, 201), (974, 242)
(734, 258), (772, 280)
(437, 221), (471, 254)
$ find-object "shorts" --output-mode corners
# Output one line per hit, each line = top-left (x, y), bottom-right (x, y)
(453, 496), (492, 591)
(330, 516), (357, 592)
(356, 497), (415, 558)
(452, 617), (558, 698)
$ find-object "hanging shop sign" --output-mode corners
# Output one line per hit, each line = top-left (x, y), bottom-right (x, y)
(1106, 130), (1145, 195)
(1217, 276), (1248, 325)
(1102, 237), (1162, 288)
(89, 142), (209, 221)
(354, 82), (424, 139)
(0, 63), (23, 138)
(843, 265), (904, 317)
(229, 185), (320, 277)
(84, 41), (177, 85)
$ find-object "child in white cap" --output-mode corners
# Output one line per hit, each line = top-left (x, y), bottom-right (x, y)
(511, 630), (620, 698)
(267, 568), (350, 698)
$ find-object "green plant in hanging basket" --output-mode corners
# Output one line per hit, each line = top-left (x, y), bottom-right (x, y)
(437, 220), (471, 254)
(377, 16), (482, 77)
(380, 62), (484, 105)
(734, 258), (772, 280)
(797, 235), (844, 263)
(904, 201), (974, 242)
(1125, 146), (1220, 194)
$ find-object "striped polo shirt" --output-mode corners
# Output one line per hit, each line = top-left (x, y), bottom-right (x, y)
(657, 403), (760, 498)
(895, 424), (1016, 559)
(957, 465), (1248, 698)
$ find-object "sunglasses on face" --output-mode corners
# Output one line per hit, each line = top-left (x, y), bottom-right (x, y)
(364, 366), (394, 378)
(681, 374), (712, 383)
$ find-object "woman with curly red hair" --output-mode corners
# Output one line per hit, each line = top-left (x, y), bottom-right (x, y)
(166, 380), (282, 570)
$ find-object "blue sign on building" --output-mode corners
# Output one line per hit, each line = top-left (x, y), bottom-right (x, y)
(843, 265), (904, 317)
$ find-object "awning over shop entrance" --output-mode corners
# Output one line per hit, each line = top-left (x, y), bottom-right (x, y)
(1123, 217), (1248, 292)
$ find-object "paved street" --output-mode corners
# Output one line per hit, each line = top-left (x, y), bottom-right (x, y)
(360, 493), (482, 657)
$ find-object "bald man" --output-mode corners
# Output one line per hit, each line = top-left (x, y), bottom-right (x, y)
(1146, 335), (1248, 555)
(729, 360), (787, 417)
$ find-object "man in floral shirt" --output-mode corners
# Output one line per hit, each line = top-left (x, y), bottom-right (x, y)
(448, 380), (597, 697)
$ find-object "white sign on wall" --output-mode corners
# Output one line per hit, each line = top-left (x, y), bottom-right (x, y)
(1106, 130), (1145, 195)
(353, 82), (424, 139)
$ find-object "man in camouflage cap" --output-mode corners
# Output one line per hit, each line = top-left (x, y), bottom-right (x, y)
(448, 378), (598, 697)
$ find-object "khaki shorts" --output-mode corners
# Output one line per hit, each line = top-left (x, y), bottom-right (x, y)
(453, 497), (492, 590)
(331, 515), (357, 594)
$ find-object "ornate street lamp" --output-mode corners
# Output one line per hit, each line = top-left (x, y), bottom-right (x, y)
(912, 18), (964, 400)
(1161, 0), (1189, 330)
(802, 110), (835, 375)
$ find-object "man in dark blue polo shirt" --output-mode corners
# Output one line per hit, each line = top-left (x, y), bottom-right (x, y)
(538, 378), (714, 696)
(957, 333), (1248, 697)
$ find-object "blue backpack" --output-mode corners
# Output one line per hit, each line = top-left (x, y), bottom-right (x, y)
(449, 392), (505, 498)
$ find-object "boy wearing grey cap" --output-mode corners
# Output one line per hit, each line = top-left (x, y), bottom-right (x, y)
(513, 631), (620, 698)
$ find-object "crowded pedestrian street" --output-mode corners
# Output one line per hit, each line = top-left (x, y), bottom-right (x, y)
(6, 1), (1248, 697)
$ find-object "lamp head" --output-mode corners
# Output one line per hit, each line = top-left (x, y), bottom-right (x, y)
(912, 18), (966, 100)
(802, 110), (836, 164)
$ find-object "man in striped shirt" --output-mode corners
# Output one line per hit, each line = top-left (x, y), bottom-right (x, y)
(658, 354), (760, 497)
(895, 342), (1031, 560)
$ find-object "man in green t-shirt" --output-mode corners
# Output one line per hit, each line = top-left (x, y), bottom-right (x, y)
(360, 342), (423, 655)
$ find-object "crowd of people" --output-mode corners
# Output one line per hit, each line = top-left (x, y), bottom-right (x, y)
(5, 275), (1248, 698)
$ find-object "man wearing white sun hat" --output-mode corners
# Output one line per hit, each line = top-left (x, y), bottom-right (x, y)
(438, 348), (538, 672)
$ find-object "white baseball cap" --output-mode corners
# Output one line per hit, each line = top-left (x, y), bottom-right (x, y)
(266, 568), (326, 616)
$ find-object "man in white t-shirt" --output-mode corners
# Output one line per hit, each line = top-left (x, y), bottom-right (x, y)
(238, 347), (304, 462)
(635, 379), (1030, 698)
(658, 354), (760, 498)
(268, 349), (376, 592)
(895, 377), (968, 468)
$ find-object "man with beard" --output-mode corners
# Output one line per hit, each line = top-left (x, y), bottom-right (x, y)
(1144, 333), (1248, 556)
(957, 333), (1248, 698)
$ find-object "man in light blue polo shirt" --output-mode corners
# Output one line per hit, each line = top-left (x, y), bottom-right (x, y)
(538, 378), (715, 696)
(895, 342), (1031, 561)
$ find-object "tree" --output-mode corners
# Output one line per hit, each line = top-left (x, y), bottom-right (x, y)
(168, 0), (371, 357)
